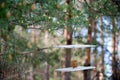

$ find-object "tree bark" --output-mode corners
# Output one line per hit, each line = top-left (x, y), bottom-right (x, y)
(54, 64), (57, 80)
(44, 30), (49, 80)
(44, 62), (49, 80)
(62, 28), (72, 80)
(83, 18), (93, 80)
(83, 0), (94, 79)
(65, 30), (72, 80)
(0, 31), (8, 79)
(99, 17), (104, 80)
(92, 20), (98, 80)
(0, 29), (3, 79)
(61, 0), (72, 80)
(26, 25), (35, 80)
(111, 17), (120, 80)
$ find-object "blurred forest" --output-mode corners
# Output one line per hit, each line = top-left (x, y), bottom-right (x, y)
(0, 0), (120, 80)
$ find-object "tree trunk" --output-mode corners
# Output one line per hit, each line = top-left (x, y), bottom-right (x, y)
(32, 26), (36, 44)
(111, 17), (120, 80)
(65, 29), (72, 80)
(44, 62), (49, 80)
(83, 18), (93, 80)
(92, 20), (98, 80)
(44, 30), (49, 80)
(54, 64), (57, 80)
(0, 39), (7, 79)
(27, 66), (34, 80)
(61, 0), (72, 80)
(26, 25), (35, 80)
(83, 0), (94, 79)
(61, 28), (72, 80)
(0, 30), (3, 79)
(0, 34), (1, 80)
(99, 17), (104, 80)
(0, 30), (9, 79)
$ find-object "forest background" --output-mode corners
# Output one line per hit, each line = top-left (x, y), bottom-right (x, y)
(0, 0), (120, 80)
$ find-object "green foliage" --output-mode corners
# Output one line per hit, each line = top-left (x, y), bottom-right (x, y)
(84, 0), (120, 19)
(0, 0), (34, 30)
(0, 0), (120, 33)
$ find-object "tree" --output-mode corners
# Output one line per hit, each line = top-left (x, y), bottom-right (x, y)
(44, 30), (49, 80)
(62, 0), (73, 80)
(83, 0), (94, 80)
(83, 18), (94, 80)
(92, 19), (98, 80)
(111, 17), (120, 80)
(99, 17), (104, 80)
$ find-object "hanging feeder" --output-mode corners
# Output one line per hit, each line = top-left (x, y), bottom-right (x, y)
(54, 44), (96, 72)
(56, 66), (95, 72)
(54, 44), (96, 48)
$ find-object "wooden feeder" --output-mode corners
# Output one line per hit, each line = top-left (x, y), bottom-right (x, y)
(54, 44), (96, 72)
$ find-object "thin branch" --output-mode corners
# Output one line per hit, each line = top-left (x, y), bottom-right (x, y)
(0, 47), (51, 56)
(17, 47), (51, 55)
(84, 0), (91, 8)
